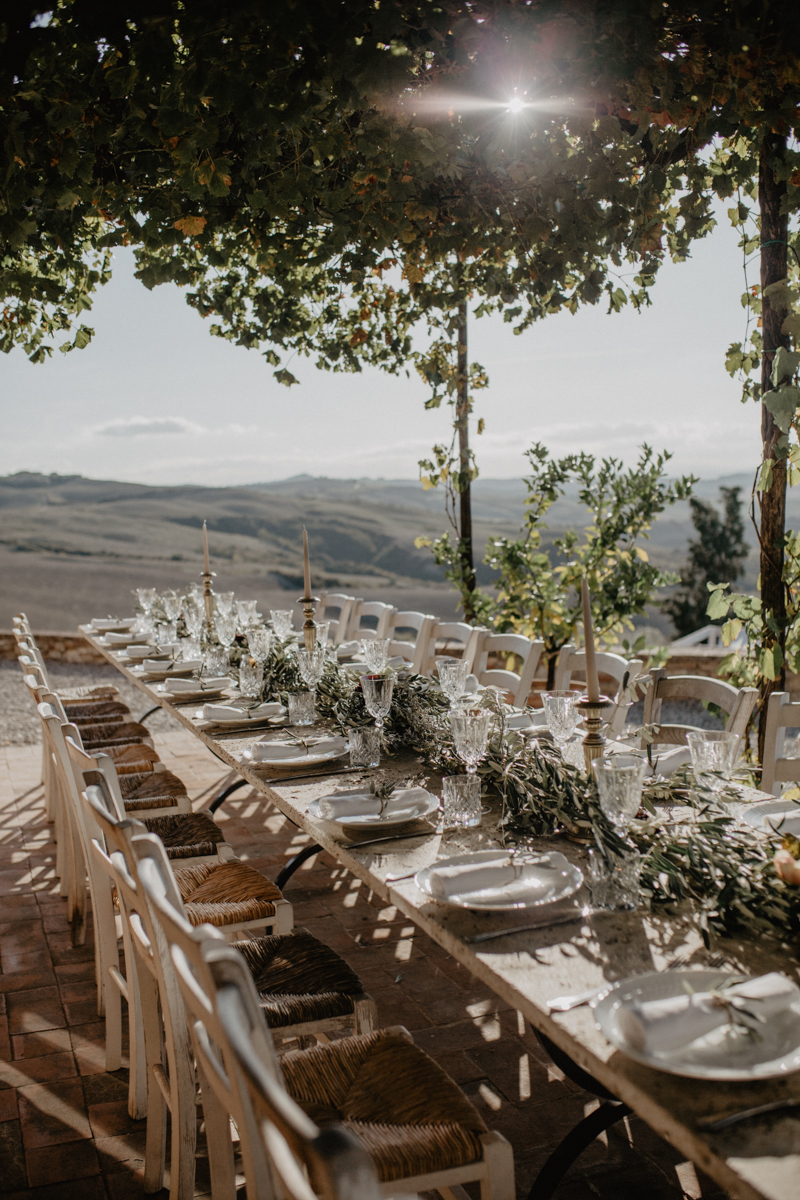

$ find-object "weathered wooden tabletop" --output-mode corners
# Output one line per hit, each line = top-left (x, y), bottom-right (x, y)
(84, 627), (800, 1200)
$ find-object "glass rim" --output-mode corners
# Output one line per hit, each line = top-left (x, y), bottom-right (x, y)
(685, 730), (739, 744)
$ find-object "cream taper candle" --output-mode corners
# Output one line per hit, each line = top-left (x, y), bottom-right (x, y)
(202, 521), (210, 574)
(303, 528), (311, 597)
(581, 576), (600, 703)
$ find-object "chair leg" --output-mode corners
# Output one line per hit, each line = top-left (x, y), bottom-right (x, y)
(197, 1061), (236, 1200)
(479, 1130), (515, 1200)
(526, 1101), (631, 1200)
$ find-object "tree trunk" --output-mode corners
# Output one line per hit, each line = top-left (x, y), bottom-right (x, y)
(757, 131), (789, 759)
(456, 301), (477, 618)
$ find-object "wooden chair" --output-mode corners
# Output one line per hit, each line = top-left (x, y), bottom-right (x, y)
(417, 620), (485, 677)
(171, 931), (515, 1200)
(472, 632), (544, 708)
(641, 669), (758, 772)
(554, 644), (644, 735)
(317, 592), (358, 645)
(761, 692), (800, 795)
(386, 610), (437, 674)
(345, 600), (396, 641)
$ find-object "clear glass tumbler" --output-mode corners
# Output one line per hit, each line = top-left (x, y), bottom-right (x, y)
(203, 645), (229, 676)
(288, 691), (316, 726)
(239, 656), (264, 699)
(236, 599), (259, 627)
(686, 730), (740, 796)
(442, 775), (482, 827)
(587, 848), (641, 911)
(348, 726), (381, 768)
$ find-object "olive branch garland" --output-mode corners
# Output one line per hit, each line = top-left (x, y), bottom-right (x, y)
(255, 646), (800, 945)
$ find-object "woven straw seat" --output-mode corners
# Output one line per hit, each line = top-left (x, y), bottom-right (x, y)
(174, 861), (284, 928)
(119, 769), (188, 811)
(66, 701), (132, 724)
(104, 744), (159, 770)
(80, 721), (153, 749)
(237, 930), (365, 1026)
(61, 685), (119, 702)
(143, 812), (225, 860)
(281, 1028), (487, 1183)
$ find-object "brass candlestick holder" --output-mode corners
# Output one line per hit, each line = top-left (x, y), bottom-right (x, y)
(576, 695), (614, 773)
(202, 570), (216, 643)
(297, 594), (319, 652)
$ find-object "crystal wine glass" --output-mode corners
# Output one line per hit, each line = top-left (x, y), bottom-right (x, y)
(297, 646), (327, 690)
(360, 674), (395, 735)
(271, 610), (294, 639)
(362, 638), (390, 673)
(183, 602), (204, 640)
(592, 755), (646, 831)
(686, 730), (740, 796)
(248, 627), (272, 661)
(162, 590), (182, 621)
(216, 591), (236, 619)
(236, 599), (258, 628)
(134, 587), (157, 616)
(215, 613), (238, 659)
(541, 690), (580, 752)
(439, 659), (469, 710)
(449, 707), (492, 778)
(239, 655), (264, 699)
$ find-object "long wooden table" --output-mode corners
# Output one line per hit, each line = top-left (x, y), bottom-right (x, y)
(84, 628), (800, 1200)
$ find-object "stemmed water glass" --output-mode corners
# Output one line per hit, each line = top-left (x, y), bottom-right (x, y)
(359, 674), (395, 736)
(236, 600), (258, 628)
(296, 646), (327, 722)
(592, 755), (646, 832)
(362, 638), (390, 673)
(449, 707), (492, 778)
(162, 590), (182, 622)
(686, 730), (740, 798)
(215, 613), (238, 660)
(216, 592), (236, 619)
(439, 659), (469, 710)
(271, 610), (294, 639)
(134, 587), (157, 615)
(248, 627), (272, 662)
(541, 691), (581, 753)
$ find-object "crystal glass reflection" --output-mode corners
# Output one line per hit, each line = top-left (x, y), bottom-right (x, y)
(236, 600), (258, 627)
(183, 603), (203, 640)
(297, 646), (327, 690)
(449, 707), (492, 777)
(362, 638), (390, 673)
(162, 590), (182, 621)
(348, 726), (381, 768)
(134, 587), (157, 615)
(239, 656), (264, 699)
(587, 848), (641, 911)
(686, 730), (740, 796)
(288, 692), (315, 726)
(359, 674), (395, 734)
(216, 591), (236, 619)
(541, 691), (580, 751)
(215, 614), (238, 656)
(442, 774), (481, 827)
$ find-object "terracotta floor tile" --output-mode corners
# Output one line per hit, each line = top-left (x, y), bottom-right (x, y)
(81, 1072), (129, 1107)
(93, 1128), (147, 1172)
(0, 1118), (28, 1191)
(0, 1052), (77, 1088)
(0, 1088), (20, 1121)
(86, 1100), (142, 1140)
(12, 1028), (73, 1059)
(17, 1078), (91, 1148)
(1, 950), (54, 974)
(6, 987), (66, 1035)
(25, 1139), (100, 1187)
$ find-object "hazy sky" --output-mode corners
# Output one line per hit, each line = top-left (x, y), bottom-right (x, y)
(2, 203), (761, 486)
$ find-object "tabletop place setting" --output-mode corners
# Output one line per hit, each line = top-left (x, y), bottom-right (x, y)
(53, 517), (800, 1200)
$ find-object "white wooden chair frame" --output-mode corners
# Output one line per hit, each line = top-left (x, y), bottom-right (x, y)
(554, 644), (644, 736)
(761, 691), (800, 795)
(418, 620), (485, 677)
(642, 668), (758, 745)
(473, 633), (544, 708)
(174, 935), (515, 1200)
(345, 600), (397, 641)
(317, 592), (358, 645)
(386, 611), (437, 675)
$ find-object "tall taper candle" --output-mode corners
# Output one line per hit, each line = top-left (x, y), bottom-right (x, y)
(581, 576), (600, 703)
(303, 528), (311, 597)
(202, 521), (210, 574)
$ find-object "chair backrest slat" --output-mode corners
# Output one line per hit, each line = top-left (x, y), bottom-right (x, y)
(472, 632), (543, 707)
(762, 691), (800, 795)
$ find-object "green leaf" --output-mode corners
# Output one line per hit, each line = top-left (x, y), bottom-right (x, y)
(721, 618), (743, 645)
(770, 347), (800, 388)
(706, 588), (730, 621)
(757, 459), (774, 492)
(763, 385), (800, 433)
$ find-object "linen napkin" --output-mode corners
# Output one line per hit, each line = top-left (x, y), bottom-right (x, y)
(125, 645), (158, 659)
(427, 855), (525, 901)
(142, 657), (183, 672)
(202, 701), (284, 722)
(106, 631), (140, 645)
(336, 641), (361, 659)
(164, 676), (228, 694)
(617, 972), (800, 1055)
(463, 674), (480, 693)
(318, 786), (430, 821)
(249, 737), (345, 763)
(92, 618), (134, 631)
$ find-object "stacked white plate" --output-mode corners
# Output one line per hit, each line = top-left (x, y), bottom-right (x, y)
(239, 735), (348, 768)
(415, 849), (583, 911)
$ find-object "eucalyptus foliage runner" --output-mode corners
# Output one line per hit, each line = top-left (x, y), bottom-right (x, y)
(248, 641), (800, 949)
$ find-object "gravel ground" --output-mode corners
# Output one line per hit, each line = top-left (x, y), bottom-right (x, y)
(2, 659), (177, 745)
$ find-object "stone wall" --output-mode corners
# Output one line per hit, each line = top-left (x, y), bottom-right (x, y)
(0, 631), (106, 664)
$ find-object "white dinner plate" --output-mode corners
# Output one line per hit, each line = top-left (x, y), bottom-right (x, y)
(741, 800), (800, 838)
(239, 736), (348, 767)
(156, 684), (227, 702)
(309, 787), (439, 829)
(196, 705), (287, 731)
(415, 849), (583, 911)
(124, 645), (160, 659)
(594, 970), (800, 1080)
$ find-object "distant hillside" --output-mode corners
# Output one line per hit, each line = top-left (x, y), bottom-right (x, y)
(0, 469), (773, 629)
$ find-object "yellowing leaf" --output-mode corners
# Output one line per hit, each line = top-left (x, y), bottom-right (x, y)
(174, 215), (207, 237)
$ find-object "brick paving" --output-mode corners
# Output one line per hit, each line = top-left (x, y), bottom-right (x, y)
(0, 715), (729, 1199)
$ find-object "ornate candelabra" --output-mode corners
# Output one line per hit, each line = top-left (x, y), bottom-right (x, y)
(576, 695), (614, 772)
(297, 594), (319, 652)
